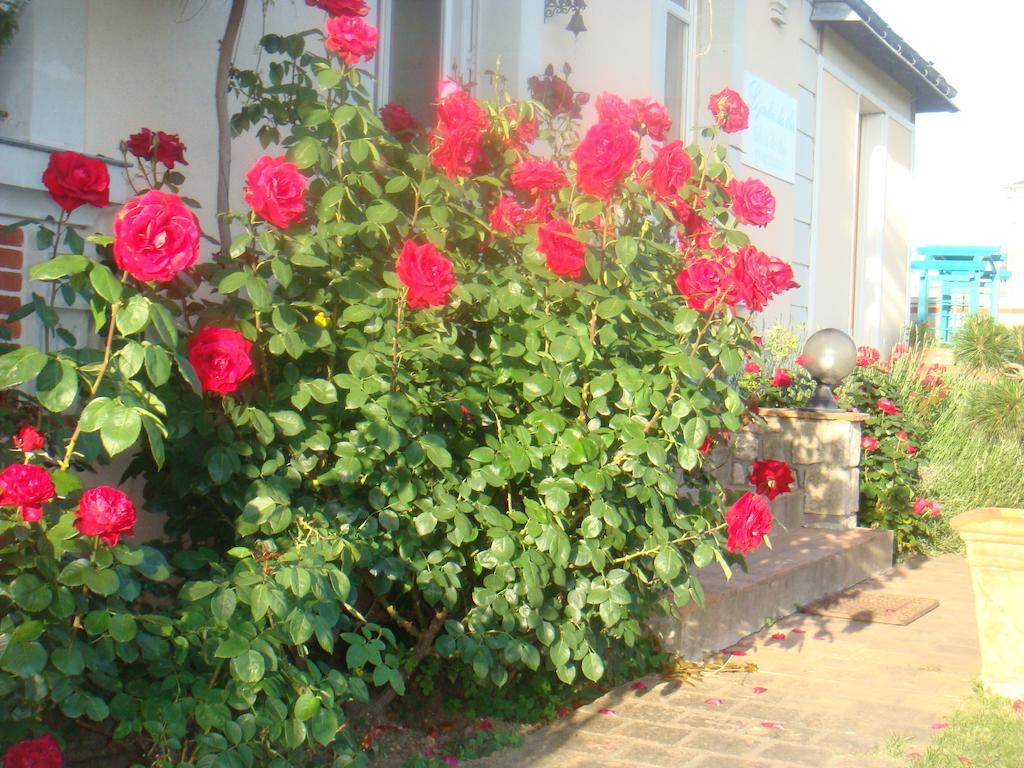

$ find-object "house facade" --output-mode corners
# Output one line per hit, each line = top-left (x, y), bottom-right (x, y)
(0, 0), (955, 352)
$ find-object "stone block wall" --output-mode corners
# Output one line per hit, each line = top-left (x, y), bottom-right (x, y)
(712, 408), (868, 531)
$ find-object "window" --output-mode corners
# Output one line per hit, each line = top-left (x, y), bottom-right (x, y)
(664, 0), (694, 141)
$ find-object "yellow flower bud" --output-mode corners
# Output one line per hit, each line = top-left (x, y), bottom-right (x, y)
(314, 311), (330, 328)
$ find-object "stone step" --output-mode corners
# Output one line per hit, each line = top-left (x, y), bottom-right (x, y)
(648, 527), (894, 660)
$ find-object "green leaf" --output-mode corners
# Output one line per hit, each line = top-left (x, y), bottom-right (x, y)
(1, 642), (47, 677)
(215, 636), (250, 659)
(289, 137), (321, 170)
(100, 405), (142, 457)
(10, 573), (52, 612)
(148, 302), (178, 348)
(90, 264), (123, 303)
(35, 357), (79, 412)
(550, 336), (580, 364)
(29, 254), (91, 281)
(316, 68), (343, 89)
(310, 707), (339, 746)
(615, 236), (638, 266)
(271, 410), (304, 437)
(420, 434), (452, 469)
(230, 650), (266, 683)
(581, 652), (605, 682)
(0, 347), (47, 390)
(84, 568), (120, 596)
(108, 614), (137, 642)
(51, 645), (85, 675)
(116, 294), (150, 335)
(365, 202), (399, 224)
(692, 543), (715, 569)
(293, 693), (321, 722)
(654, 546), (683, 581)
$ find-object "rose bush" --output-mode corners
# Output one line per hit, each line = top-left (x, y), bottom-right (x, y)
(1, 6), (797, 766)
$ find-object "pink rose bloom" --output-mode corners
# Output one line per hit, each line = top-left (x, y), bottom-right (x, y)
(114, 190), (200, 282)
(0, 464), (56, 523)
(726, 492), (773, 554)
(75, 486), (136, 547)
(861, 436), (879, 451)
(244, 156), (308, 229)
(876, 398), (901, 415)
(324, 15), (379, 65)
(728, 178), (776, 227)
(188, 326), (256, 395)
(396, 240), (457, 308)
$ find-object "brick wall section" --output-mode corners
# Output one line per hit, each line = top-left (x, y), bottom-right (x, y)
(0, 227), (24, 340)
(712, 407), (868, 531)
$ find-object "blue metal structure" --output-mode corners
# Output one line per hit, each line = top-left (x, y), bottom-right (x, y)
(910, 245), (1010, 341)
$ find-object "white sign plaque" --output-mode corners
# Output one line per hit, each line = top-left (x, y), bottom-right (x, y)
(742, 72), (797, 183)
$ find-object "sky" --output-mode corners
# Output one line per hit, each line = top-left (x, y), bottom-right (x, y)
(868, 0), (1021, 249)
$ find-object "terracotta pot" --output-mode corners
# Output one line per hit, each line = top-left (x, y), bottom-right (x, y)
(952, 508), (1024, 698)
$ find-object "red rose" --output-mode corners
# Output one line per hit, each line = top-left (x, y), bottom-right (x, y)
(648, 140), (692, 201)
(305, 0), (367, 15)
(906, 444), (918, 456)
(708, 87), (749, 133)
(13, 425), (45, 453)
(913, 498), (941, 517)
(396, 240), (457, 308)
(595, 92), (634, 128)
(767, 257), (799, 294)
(41, 151), (110, 213)
(876, 398), (901, 415)
(861, 435), (879, 451)
(731, 246), (777, 312)
(2, 733), (64, 768)
(127, 129), (188, 169)
(537, 218), (586, 279)
(728, 178), (776, 227)
(510, 158), (567, 196)
(125, 128), (156, 161)
(528, 70), (587, 118)
(748, 459), (793, 500)
(525, 196), (554, 225)
(0, 464), (56, 523)
(744, 361), (762, 374)
(857, 346), (881, 367)
(324, 15), (378, 65)
(114, 190), (200, 282)
(676, 257), (734, 313)
(431, 90), (489, 178)
(380, 103), (420, 142)
(436, 90), (488, 133)
(726, 492), (773, 554)
(770, 367), (791, 387)
(795, 355), (807, 368)
(698, 435), (713, 455)
(573, 122), (639, 200)
(188, 326), (256, 395)
(489, 195), (527, 235)
(630, 98), (671, 141)
(74, 486), (136, 546)
(244, 156), (308, 229)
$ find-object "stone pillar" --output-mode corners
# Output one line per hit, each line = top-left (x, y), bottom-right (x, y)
(712, 408), (869, 531)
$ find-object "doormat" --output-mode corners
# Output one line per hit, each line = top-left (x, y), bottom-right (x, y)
(800, 590), (939, 625)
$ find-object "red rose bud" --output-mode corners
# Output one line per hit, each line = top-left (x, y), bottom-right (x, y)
(573, 121), (639, 200)
(324, 15), (379, 65)
(727, 178), (776, 227)
(708, 87), (750, 133)
(538, 218), (586, 279)
(41, 151), (110, 213)
(726, 492), (773, 555)
(0, 463), (56, 523)
(114, 190), (200, 282)
(75, 486), (136, 547)
(380, 103), (420, 143)
(13, 425), (45, 453)
(188, 326), (256, 395)
(748, 459), (793, 500)
(396, 240), (457, 308)
(2, 733), (64, 768)
(244, 156), (308, 229)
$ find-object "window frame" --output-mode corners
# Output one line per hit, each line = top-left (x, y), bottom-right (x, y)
(658, 0), (698, 142)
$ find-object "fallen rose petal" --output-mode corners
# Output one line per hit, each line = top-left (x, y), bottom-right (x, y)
(479, 718), (493, 731)
(1014, 699), (1023, 713)
(905, 752), (922, 760)
(556, 707), (571, 717)
(929, 722), (949, 730)
(704, 698), (723, 707)
(571, 699), (586, 709)
(598, 708), (616, 715)
(813, 634), (827, 640)
(723, 649), (747, 656)
(761, 721), (785, 730)
(630, 681), (647, 691)
(753, 686), (767, 694)
(790, 628), (806, 634)
(444, 757), (458, 767)
(771, 633), (786, 640)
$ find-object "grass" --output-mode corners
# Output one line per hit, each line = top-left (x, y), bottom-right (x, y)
(910, 688), (1024, 767)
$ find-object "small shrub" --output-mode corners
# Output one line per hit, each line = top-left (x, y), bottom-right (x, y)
(952, 314), (1015, 370)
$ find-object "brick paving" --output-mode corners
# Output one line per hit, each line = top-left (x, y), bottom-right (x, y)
(469, 555), (978, 767)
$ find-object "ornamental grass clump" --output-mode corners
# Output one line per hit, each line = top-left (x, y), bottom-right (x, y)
(0, 2), (797, 764)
